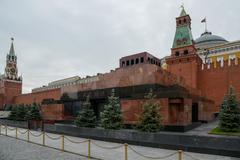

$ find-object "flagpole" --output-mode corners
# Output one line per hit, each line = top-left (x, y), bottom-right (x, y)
(205, 17), (207, 32)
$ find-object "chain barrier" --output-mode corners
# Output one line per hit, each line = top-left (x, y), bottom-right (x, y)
(91, 140), (124, 150)
(29, 131), (43, 137)
(64, 136), (89, 144)
(1, 125), (6, 129)
(45, 133), (62, 140)
(128, 145), (178, 160)
(7, 126), (16, 131)
(183, 152), (201, 160)
(17, 129), (28, 134)
(0, 124), (203, 160)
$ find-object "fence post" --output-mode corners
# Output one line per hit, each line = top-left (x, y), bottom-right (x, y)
(61, 135), (64, 151)
(178, 150), (182, 160)
(5, 125), (7, 136)
(124, 143), (128, 160)
(16, 128), (18, 139)
(0, 124), (1, 135)
(27, 129), (30, 142)
(88, 139), (91, 159)
(42, 132), (45, 146)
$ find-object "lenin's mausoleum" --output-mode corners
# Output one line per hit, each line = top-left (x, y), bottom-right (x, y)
(1, 7), (240, 129)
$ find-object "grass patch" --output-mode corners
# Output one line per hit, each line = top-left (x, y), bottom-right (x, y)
(209, 127), (240, 137)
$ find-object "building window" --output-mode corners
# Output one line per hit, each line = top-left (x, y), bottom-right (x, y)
(183, 18), (186, 23)
(151, 59), (154, 64)
(175, 51), (180, 56)
(135, 58), (139, 64)
(126, 60), (129, 66)
(131, 59), (134, 65)
(140, 57), (144, 63)
(179, 20), (182, 24)
(184, 50), (189, 55)
(148, 57), (150, 63)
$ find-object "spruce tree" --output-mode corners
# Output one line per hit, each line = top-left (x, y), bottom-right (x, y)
(16, 104), (26, 121)
(4, 104), (12, 111)
(219, 86), (240, 132)
(100, 89), (123, 129)
(31, 103), (41, 120)
(137, 89), (162, 132)
(75, 96), (96, 128)
(25, 103), (41, 121)
(8, 106), (17, 120)
(25, 104), (32, 121)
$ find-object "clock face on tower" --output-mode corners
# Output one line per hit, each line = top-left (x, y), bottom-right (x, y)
(7, 63), (12, 67)
(5, 61), (18, 79)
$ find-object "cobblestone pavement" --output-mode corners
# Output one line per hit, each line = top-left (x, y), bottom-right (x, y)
(0, 126), (239, 160)
(0, 135), (88, 160)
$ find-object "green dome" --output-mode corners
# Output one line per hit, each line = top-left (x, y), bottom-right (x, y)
(195, 31), (228, 49)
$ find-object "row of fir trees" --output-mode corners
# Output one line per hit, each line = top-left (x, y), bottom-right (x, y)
(7, 103), (41, 121)
(75, 89), (163, 132)
(219, 86), (240, 132)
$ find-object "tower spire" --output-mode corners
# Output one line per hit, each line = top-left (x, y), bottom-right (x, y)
(9, 37), (15, 56)
(180, 4), (187, 17)
(4, 37), (19, 81)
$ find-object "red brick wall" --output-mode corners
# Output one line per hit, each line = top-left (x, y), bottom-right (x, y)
(41, 104), (64, 120)
(198, 59), (240, 112)
(14, 88), (61, 105)
(0, 80), (22, 105)
(166, 54), (202, 89)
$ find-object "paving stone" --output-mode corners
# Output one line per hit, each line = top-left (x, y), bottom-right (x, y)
(0, 127), (239, 160)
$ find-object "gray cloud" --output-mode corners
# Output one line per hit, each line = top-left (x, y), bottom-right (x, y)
(0, 0), (239, 93)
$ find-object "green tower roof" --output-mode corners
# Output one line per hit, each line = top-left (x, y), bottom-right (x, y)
(172, 7), (194, 49)
(9, 38), (15, 56)
(180, 7), (187, 17)
(172, 25), (194, 49)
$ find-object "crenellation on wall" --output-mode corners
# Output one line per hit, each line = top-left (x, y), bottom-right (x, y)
(201, 58), (240, 71)
(198, 58), (240, 111)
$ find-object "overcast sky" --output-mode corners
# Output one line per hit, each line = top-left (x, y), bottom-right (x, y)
(0, 0), (240, 93)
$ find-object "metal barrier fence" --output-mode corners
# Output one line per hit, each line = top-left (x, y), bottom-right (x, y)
(0, 124), (200, 160)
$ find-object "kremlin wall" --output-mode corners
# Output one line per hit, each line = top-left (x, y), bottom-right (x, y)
(0, 7), (240, 128)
